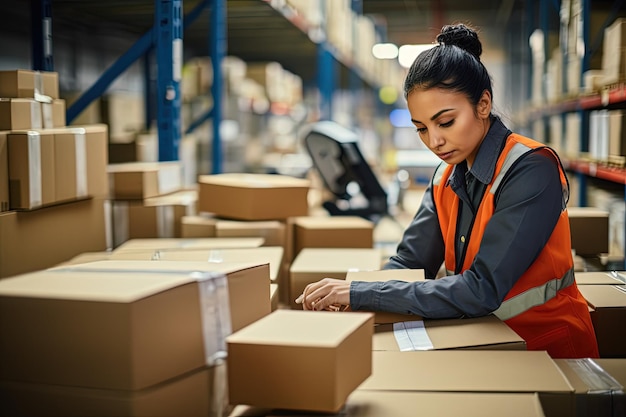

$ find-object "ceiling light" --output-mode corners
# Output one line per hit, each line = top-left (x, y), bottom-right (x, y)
(372, 43), (399, 60)
(398, 44), (435, 68)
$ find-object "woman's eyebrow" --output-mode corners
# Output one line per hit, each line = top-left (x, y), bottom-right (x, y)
(411, 108), (454, 124)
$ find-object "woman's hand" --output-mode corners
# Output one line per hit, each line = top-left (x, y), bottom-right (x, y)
(296, 278), (351, 311)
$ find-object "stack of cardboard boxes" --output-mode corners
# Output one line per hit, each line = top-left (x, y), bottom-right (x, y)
(0, 69), (109, 278)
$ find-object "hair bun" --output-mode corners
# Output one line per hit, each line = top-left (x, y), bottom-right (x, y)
(436, 24), (482, 60)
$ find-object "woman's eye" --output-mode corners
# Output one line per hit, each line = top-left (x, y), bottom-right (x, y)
(415, 127), (427, 133)
(440, 120), (454, 128)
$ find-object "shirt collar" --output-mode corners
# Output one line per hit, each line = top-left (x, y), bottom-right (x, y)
(448, 116), (511, 186)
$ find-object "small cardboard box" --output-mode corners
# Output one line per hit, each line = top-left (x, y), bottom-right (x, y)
(0, 69), (59, 99)
(568, 207), (610, 256)
(226, 310), (374, 413)
(181, 215), (217, 238)
(575, 271), (626, 285)
(0, 98), (42, 130)
(555, 358), (625, 417)
(0, 198), (108, 279)
(41, 99), (66, 128)
(359, 350), (574, 417)
(373, 315), (526, 351)
(0, 268), (231, 390)
(111, 190), (197, 248)
(108, 161), (183, 200)
(198, 173), (309, 220)
(289, 248), (382, 309)
(54, 259), (271, 333)
(0, 131), (9, 212)
(0, 364), (222, 417)
(7, 130), (55, 209)
(346, 269), (426, 323)
(216, 219), (286, 247)
(229, 391), (548, 417)
(578, 285), (626, 358)
(293, 216), (374, 256)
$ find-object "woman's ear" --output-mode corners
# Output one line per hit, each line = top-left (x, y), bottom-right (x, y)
(477, 90), (492, 118)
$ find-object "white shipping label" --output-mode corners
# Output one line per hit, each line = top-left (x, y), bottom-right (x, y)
(194, 271), (232, 366)
(393, 320), (434, 351)
(27, 132), (43, 207)
(74, 132), (88, 197)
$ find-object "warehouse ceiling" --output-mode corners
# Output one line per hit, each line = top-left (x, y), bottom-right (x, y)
(1, 0), (621, 87)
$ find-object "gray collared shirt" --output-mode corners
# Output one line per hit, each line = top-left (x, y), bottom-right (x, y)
(350, 117), (566, 318)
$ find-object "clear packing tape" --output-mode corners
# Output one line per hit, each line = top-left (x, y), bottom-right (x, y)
(565, 358), (623, 394)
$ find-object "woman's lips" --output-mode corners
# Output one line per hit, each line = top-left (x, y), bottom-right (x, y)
(437, 151), (454, 160)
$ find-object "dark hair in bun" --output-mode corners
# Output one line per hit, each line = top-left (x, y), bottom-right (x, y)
(403, 23), (492, 109)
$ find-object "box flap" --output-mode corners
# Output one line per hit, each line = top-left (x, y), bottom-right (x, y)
(360, 350), (573, 393)
(291, 248), (383, 273)
(575, 271), (626, 285)
(578, 285), (626, 308)
(226, 310), (373, 347)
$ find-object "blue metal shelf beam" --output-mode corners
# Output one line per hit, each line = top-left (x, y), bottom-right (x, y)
(209, 0), (226, 174)
(65, 0), (210, 128)
(31, 0), (53, 71)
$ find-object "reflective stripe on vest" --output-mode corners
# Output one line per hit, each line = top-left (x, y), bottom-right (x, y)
(490, 142), (530, 194)
(492, 267), (575, 321)
(433, 163), (448, 186)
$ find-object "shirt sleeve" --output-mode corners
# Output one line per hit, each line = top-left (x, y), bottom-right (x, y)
(381, 183), (445, 279)
(351, 149), (565, 319)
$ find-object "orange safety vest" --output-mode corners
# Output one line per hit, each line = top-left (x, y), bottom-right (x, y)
(432, 133), (599, 359)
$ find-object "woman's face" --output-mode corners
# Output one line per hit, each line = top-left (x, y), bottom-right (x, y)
(407, 87), (492, 167)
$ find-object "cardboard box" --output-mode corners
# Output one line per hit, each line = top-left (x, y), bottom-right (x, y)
(0, 268), (231, 390)
(41, 99), (66, 128)
(0, 198), (108, 278)
(58, 251), (113, 266)
(181, 215), (217, 238)
(7, 130), (55, 209)
(346, 269), (426, 323)
(0, 364), (222, 417)
(0, 131), (9, 212)
(594, 358), (626, 417)
(111, 190), (197, 248)
(112, 237), (265, 254)
(578, 285), (626, 358)
(108, 161), (183, 200)
(0, 99), (42, 130)
(575, 271), (626, 285)
(56, 259), (271, 333)
(293, 216), (374, 256)
(359, 350), (574, 417)
(373, 315), (526, 351)
(289, 248), (383, 309)
(0, 69), (59, 99)
(555, 358), (625, 417)
(229, 391), (548, 417)
(568, 207), (610, 255)
(226, 310), (374, 413)
(216, 219), (286, 247)
(197, 173), (310, 220)
(54, 128), (88, 202)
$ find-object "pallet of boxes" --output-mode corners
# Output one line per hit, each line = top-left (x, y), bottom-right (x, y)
(0, 69), (109, 279)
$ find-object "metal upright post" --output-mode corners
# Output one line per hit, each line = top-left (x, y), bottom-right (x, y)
(210, 0), (226, 174)
(317, 43), (335, 121)
(31, 0), (53, 71)
(155, 0), (183, 162)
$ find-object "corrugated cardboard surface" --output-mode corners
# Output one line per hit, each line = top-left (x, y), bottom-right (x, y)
(293, 216), (374, 256)
(373, 315), (526, 351)
(0, 269), (208, 390)
(289, 248), (383, 309)
(0, 365), (220, 417)
(227, 310), (374, 413)
(112, 237), (264, 253)
(216, 219), (286, 247)
(181, 215), (217, 238)
(229, 391), (547, 417)
(0, 131), (8, 212)
(568, 207), (610, 255)
(360, 350), (574, 417)
(0, 198), (108, 278)
(51, 259), (272, 333)
(198, 173), (310, 221)
(578, 285), (626, 358)
(108, 161), (182, 200)
(575, 271), (626, 285)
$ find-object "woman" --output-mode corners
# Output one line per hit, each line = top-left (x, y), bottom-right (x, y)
(298, 23), (599, 359)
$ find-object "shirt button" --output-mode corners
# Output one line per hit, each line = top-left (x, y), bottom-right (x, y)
(460, 236), (465, 243)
